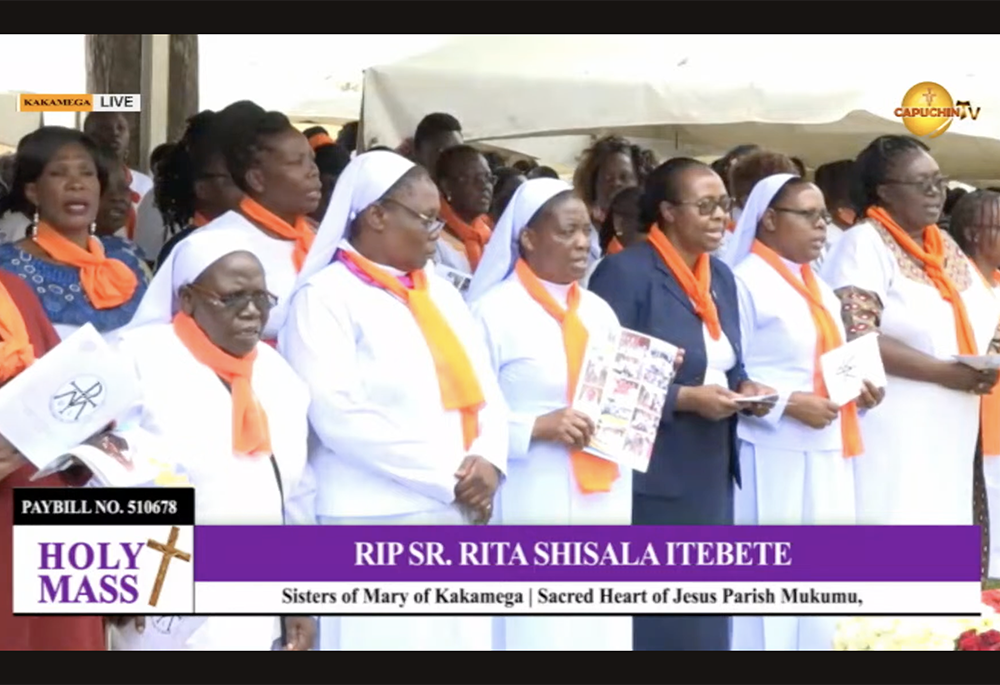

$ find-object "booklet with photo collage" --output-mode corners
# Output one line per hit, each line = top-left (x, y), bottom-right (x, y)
(571, 326), (679, 473)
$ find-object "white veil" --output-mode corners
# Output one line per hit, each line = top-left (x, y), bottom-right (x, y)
(719, 173), (798, 268)
(465, 178), (573, 303)
(293, 150), (416, 293)
(125, 228), (261, 330)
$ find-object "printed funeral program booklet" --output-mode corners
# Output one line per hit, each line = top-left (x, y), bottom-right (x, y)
(0, 323), (141, 471)
(571, 327), (679, 473)
(31, 435), (160, 488)
(820, 332), (887, 406)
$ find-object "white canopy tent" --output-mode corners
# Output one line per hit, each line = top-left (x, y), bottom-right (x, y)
(362, 35), (1000, 184)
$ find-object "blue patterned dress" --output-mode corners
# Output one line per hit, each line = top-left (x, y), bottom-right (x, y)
(0, 235), (150, 337)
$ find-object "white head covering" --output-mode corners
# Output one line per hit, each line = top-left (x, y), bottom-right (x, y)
(293, 150), (416, 293)
(125, 228), (262, 330)
(465, 178), (574, 303)
(720, 173), (798, 268)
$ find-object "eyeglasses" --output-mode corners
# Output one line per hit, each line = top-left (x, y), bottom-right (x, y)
(381, 198), (444, 233)
(673, 196), (734, 216)
(882, 177), (950, 195)
(187, 283), (278, 312)
(772, 207), (833, 224)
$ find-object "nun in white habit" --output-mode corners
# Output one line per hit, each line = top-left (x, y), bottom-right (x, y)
(278, 151), (508, 651)
(723, 174), (883, 651)
(109, 228), (314, 650)
(467, 179), (631, 651)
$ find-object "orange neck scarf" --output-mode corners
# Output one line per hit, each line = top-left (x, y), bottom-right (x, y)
(607, 237), (624, 255)
(726, 218), (737, 233)
(438, 198), (492, 271)
(308, 132), (336, 151)
(192, 212), (210, 228)
(239, 197), (314, 272)
(646, 225), (721, 340)
(33, 221), (138, 309)
(122, 166), (140, 240)
(867, 206), (1000, 456)
(515, 259), (619, 493)
(0, 280), (35, 384)
(172, 311), (271, 457)
(340, 250), (485, 450)
(751, 240), (863, 457)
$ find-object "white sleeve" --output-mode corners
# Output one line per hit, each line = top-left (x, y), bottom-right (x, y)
(820, 224), (892, 302)
(735, 272), (788, 426)
(444, 292), (509, 477)
(278, 283), (458, 506)
(471, 298), (534, 463)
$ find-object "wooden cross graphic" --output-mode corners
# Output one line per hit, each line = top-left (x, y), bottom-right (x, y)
(147, 526), (191, 608)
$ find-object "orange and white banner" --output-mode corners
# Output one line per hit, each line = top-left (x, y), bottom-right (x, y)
(17, 94), (141, 113)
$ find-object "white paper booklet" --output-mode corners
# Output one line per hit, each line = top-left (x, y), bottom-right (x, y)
(31, 439), (154, 487)
(435, 263), (472, 294)
(820, 332), (887, 406)
(571, 327), (678, 473)
(0, 323), (141, 470)
(955, 354), (1000, 371)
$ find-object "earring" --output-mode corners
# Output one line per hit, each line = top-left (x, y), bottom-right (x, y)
(26, 210), (38, 238)
(88, 221), (97, 236)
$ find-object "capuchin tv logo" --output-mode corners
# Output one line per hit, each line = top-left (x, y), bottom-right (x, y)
(37, 542), (143, 604)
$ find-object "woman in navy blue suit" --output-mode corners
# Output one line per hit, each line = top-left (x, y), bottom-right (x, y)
(589, 158), (774, 651)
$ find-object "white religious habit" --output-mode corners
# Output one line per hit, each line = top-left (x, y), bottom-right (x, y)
(467, 178), (631, 651)
(279, 150), (508, 651)
(725, 174), (858, 652)
(109, 229), (312, 651)
(821, 213), (997, 527)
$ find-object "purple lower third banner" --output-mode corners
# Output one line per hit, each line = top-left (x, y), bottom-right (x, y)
(193, 525), (979, 583)
(12, 491), (982, 617)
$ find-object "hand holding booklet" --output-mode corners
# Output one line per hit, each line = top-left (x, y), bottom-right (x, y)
(571, 326), (679, 473)
(820, 332), (887, 406)
(0, 323), (141, 472)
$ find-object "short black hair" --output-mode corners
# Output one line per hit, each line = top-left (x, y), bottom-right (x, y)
(946, 189), (1000, 255)
(154, 110), (223, 230)
(0, 126), (107, 218)
(413, 113), (462, 153)
(714, 144), (761, 191)
(639, 157), (712, 227)
(944, 187), (968, 215)
(314, 143), (350, 178)
(302, 126), (328, 139)
(215, 100), (298, 194)
(434, 144), (485, 182)
(528, 166), (560, 180)
(851, 135), (930, 214)
(483, 151), (506, 172)
(813, 160), (855, 209)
